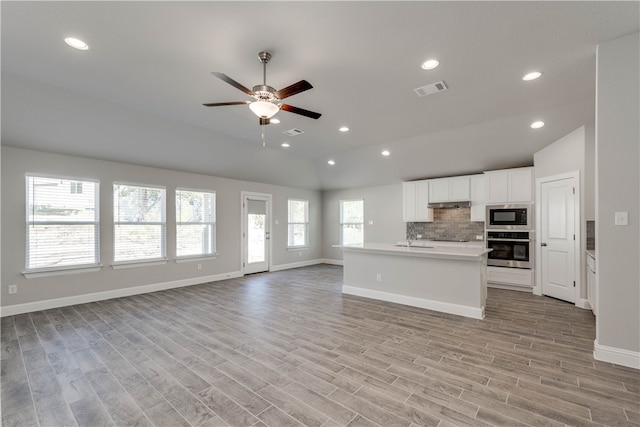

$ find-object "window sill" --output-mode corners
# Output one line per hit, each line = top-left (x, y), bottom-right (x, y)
(175, 255), (217, 263)
(23, 264), (103, 279)
(111, 259), (168, 270)
(287, 246), (309, 251)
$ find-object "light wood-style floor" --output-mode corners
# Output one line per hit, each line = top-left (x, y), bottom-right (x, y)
(1, 264), (638, 427)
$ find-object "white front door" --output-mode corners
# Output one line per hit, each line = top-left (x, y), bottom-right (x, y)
(242, 193), (271, 274)
(540, 176), (577, 303)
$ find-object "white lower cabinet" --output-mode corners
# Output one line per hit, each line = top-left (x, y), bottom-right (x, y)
(487, 266), (534, 290)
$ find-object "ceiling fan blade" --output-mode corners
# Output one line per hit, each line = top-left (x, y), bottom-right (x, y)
(280, 104), (322, 119)
(203, 101), (251, 107)
(275, 80), (313, 100)
(212, 72), (254, 96)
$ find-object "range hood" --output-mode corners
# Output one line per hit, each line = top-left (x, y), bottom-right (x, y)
(427, 201), (471, 209)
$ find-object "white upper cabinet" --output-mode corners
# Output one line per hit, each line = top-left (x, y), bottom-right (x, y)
(470, 174), (486, 222)
(484, 167), (534, 204)
(428, 176), (470, 203)
(403, 180), (433, 222)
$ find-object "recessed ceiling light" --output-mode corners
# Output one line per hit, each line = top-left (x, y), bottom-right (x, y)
(328, 160), (336, 166)
(339, 126), (349, 132)
(64, 37), (89, 50)
(281, 142), (290, 148)
(421, 59), (439, 70)
(530, 121), (545, 129)
(522, 71), (542, 81)
(270, 118), (280, 124)
(381, 150), (391, 157)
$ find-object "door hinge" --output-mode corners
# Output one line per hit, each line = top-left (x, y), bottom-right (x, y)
(573, 234), (576, 240)
(573, 280), (576, 287)
(243, 262), (245, 267)
(573, 187), (575, 195)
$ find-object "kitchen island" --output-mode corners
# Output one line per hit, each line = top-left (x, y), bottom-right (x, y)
(336, 243), (492, 319)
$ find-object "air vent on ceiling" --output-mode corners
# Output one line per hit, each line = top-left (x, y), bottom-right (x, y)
(414, 80), (449, 97)
(283, 128), (304, 136)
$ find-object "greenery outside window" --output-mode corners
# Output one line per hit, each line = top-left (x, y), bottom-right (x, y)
(340, 199), (364, 245)
(176, 189), (216, 258)
(113, 183), (166, 263)
(26, 175), (100, 272)
(288, 199), (309, 248)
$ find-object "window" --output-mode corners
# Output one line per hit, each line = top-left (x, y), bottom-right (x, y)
(113, 183), (166, 263)
(288, 199), (309, 248)
(26, 175), (99, 271)
(340, 199), (364, 245)
(176, 189), (216, 258)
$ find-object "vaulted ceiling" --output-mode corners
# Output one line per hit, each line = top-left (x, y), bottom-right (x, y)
(2, 1), (638, 190)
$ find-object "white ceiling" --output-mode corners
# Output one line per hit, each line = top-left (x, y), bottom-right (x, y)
(2, 1), (638, 190)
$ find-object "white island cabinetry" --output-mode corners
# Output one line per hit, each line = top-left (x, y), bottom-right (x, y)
(337, 243), (491, 319)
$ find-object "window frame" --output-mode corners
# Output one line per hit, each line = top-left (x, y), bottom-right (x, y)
(339, 199), (364, 245)
(175, 187), (217, 260)
(24, 174), (101, 277)
(112, 182), (167, 267)
(287, 198), (309, 249)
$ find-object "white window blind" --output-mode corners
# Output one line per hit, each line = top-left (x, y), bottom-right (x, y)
(340, 199), (364, 245)
(26, 176), (99, 271)
(288, 199), (309, 247)
(176, 189), (216, 258)
(113, 183), (166, 263)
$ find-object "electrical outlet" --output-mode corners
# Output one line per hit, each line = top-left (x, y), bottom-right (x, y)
(197, 263), (202, 270)
(376, 273), (382, 282)
(417, 234), (422, 239)
(8, 284), (17, 294)
(476, 235), (484, 240)
(368, 220), (374, 225)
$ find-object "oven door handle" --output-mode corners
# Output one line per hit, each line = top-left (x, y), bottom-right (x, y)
(487, 238), (531, 242)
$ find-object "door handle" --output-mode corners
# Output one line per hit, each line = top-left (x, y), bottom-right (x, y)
(541, 242), (547, 247)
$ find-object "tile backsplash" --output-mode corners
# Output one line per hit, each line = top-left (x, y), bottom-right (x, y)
(407, 207), (485, 242)
(586, 220), (595, 250)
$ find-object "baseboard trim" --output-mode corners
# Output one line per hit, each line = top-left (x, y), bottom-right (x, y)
(342, 285), (484, 320)
(0, 271), (243, 317)
(575, 298), (591, 310)
(270, 259), (325, 272)
(488, 283), (533, 292)
(320, 258), (343, 266)
(594, 339), (640, 369)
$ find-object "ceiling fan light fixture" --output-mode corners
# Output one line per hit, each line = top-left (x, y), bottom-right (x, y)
(249, 101), (280, 119)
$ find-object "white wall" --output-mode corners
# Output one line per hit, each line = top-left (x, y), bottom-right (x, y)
(585, 123), (596, 221)
(322, 184), (405, 262)
(1, 147), (322, 311)
(595, 32), (640, 368)
(534, 126), (587, 303)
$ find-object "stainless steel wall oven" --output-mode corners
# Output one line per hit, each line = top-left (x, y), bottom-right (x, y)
(486, 231), (533, 269)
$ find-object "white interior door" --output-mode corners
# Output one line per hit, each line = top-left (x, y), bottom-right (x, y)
(243, 193), (271, 274)
(540, 176), (577, 303)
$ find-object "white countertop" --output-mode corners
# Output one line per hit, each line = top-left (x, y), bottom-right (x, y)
(397, 240), (485, 248)
(335, 242), (491, 261)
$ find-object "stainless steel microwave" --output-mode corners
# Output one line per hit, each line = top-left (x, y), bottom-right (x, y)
(486, 204), (532, 230)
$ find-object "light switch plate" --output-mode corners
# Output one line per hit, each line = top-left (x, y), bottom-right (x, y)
(615, 211), (628, 226)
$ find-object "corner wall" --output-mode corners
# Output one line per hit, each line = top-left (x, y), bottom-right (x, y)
(1, 147), (323, 314)
(595, 32), (640, 368)
(322, 184), (405, 262)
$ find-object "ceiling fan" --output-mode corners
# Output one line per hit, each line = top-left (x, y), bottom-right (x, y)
(203, 51), (321, 125)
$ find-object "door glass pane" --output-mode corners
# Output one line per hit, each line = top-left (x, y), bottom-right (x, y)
(248, 213), (266, 263)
